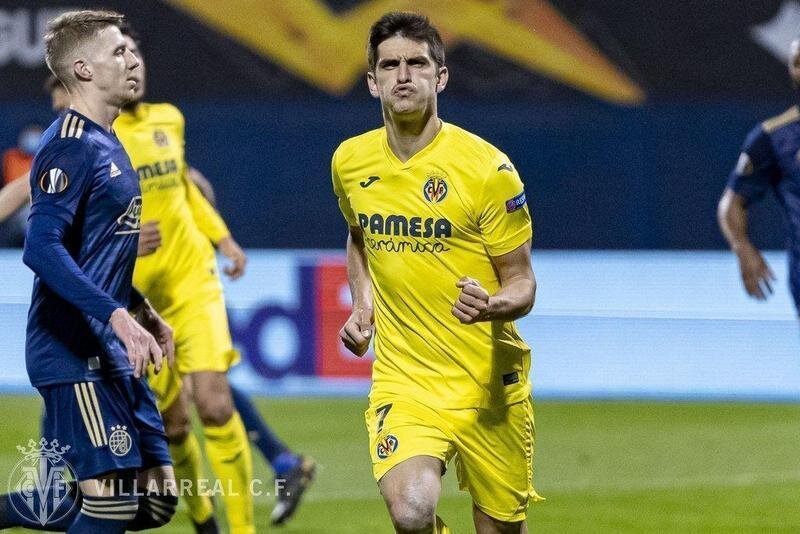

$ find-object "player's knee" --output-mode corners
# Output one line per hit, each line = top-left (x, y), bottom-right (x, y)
(473, 504), (526, 533)
(160, 393), (193, 444)
(387, 498), (436, 533)
(194, 395), (234, 427)
(163, 414), (191, 444)
(127, 494), (178, 531)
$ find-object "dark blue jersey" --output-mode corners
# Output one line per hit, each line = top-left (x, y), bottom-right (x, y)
(727, 105), (800, 311)
(24, 110), (142, 387)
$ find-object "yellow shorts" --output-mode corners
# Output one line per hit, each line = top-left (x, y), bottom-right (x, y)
(147, 295), (239, 410)
(365, 396), (542, 522)
(147, 360), (183, 411)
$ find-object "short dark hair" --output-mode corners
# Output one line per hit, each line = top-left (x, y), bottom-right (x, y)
(44, 10), (125, 87)
(367, 12), (445, 72)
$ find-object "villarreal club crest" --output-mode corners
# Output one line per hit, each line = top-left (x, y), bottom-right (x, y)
(376, 434), (399, 460)
(423, 175), (448, 203)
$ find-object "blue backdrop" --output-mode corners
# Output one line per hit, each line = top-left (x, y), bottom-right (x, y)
(0, 99), (790, 250)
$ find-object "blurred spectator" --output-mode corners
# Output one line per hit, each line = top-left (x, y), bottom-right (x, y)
(0, 125), (42, 247)
(2, 125), (41, 186)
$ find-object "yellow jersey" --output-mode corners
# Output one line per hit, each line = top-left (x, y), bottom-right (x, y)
(332, 122), (533, 409)
(114, 103), (230, 315)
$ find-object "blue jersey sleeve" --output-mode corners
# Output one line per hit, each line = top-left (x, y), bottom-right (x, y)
(24, 139), (122, 323)
(29, 139), (95, 223)
(23, 213), (121, 323)
(726, 126), (781, 205)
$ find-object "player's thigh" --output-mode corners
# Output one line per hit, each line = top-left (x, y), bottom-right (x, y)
(365, 399), (453, 485)
(157, 386), (192, 443)
(78, 470), (136, 497)
(169, 296), (238, 375)
(38, 379), (166, 481)
(453, 398), (541, 523)
(473, 504), (528, 534)
(137, 464), (177, 496)
(379, 455), (444, 522)
(129, 376), (172, 472)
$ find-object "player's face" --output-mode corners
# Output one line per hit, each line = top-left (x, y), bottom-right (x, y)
(789, 39), (800, 88)
(123, 35), (146, 102)
(367, 35), (448, 118)
(50, 87), (69, 113)
(82, 25), (140, 106)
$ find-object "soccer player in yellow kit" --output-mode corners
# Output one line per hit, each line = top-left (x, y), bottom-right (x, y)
(332, 12), (541, 533)
(114, 32), (255, 534)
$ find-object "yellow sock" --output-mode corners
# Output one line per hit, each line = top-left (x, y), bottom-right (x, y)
(169, 433), (214, 524)
(203, 412), (254, 534)
(435, 515), (451, 533)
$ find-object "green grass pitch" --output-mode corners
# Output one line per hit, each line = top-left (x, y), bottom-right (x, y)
(0, 396), (797, 532)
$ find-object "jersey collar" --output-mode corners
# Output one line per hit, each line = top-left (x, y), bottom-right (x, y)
(381, 120), (449, 170)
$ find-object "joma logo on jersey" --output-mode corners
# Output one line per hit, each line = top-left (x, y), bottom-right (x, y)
(115, 196), (142, 234)
(423, 177), (448, 203)
(358, 213), (451, 238)
(376, 435), (398, 460)
(137, 159), (178, 180)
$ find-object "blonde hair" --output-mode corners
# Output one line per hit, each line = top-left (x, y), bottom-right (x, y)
(44, 10), (125, 87)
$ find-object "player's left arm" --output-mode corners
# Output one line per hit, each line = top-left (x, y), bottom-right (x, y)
(183, 166), (247, 279)
(452, 240), (535, 324)
(453, 154), (534, 324)
(187, 166), (216, 207)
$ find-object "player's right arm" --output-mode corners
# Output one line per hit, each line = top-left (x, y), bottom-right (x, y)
(340, 225), (374, 356)
(0, 172), (32, 222)
(331, 147), (373, 356)
(718, 126), (780, 300)
(718, 190), (775, 299)
(23, 140), (161, 375)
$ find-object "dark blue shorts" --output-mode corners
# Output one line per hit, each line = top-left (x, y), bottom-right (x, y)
(38, 376), (171, 481)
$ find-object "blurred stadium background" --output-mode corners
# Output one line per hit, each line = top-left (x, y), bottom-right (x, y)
(1, 1), (799, 531)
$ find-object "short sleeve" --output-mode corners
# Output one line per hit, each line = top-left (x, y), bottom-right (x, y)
(331, 148), (358, 226)
(478, 157), (532, 256)
(727, 126), (781, 205)
(29, 139), (95, 225)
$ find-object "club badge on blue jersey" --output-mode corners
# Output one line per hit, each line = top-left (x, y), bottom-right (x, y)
(115, 196), (142, 235)
(39, 168), (69, 194)
(108, 425), (132, 457)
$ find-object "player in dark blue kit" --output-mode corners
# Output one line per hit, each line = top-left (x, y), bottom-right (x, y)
(719, 38), (800, 312)
(0, 11), (176, 533)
